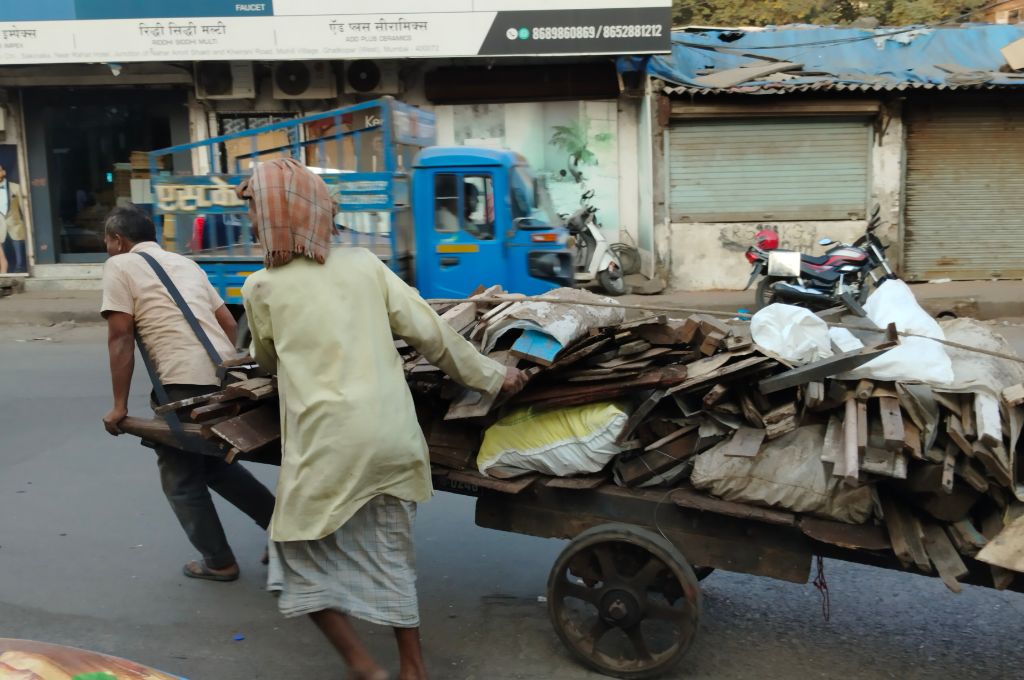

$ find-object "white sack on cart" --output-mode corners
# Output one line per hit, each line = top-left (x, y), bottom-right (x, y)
(690, 425), (874, 524)
(750, 304), (832, 365)
(843, 279), (954, 385)
(477, 402), (628, 479)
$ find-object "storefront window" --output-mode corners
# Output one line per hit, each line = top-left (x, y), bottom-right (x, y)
(26, 89), (181, 261)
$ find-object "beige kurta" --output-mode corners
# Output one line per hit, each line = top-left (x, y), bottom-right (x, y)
(242, 248), (505, 542)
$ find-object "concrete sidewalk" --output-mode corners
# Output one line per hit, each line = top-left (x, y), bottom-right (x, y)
(0, 280), (1021, 327)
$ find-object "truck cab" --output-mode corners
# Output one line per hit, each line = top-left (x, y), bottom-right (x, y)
(413, 147), (571, 298)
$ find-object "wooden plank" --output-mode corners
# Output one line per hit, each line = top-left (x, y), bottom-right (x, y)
(448, 469), (538, 494)
(510, 329), (563, 366)
(856, 400), (869, 455)
(671, 487), (796, 527)
(721, 425), (766, 458)
(724, 334), (753, 352)
(519, 367), (688, 410)
(191, 401), (241, 423)
(543, 474), (607, 490)
(633, 319), (688, 346)
(972, 440), (1013, 489)
(942, 444), (957, 494)
(1001, 383), (1024, 408)
(678, 315), (703, 344)
(643, 423), (700, 452)
(854, 379), (875, 401)
(439, 300), (478, 333)
(669, 356), (774, 395)
(616, 431), (700, 486)
(877, 396), (905, 452)
(922, 521), (969, 593)
(957, 459), (989, 494)
(153, 391), (223, 415)
(763, 402), (798, 440)
(948, 519), (988, 557)
(549, 336), (612, 370)
(739, 391), (764, 428)
(978, 515), (1024, 573)
(960, 394), (976, 439)
(946, 415), (973, 457)
(210, 403), (280, 453)
(974, 392), (1003, 449)
(699, 330), (727, 356)
(118, 416), (206, 449)
(903, 419), (924, 460)
(697, 315), (732, 338)
(841, 398), (860, 485)
(595, 346), (671, 368)
(615, 389), (669, 445)
(702, 383), (729, 408)
(617, 340), (652, 357)
(804, 381), (825, 410)
(798, 516), (890, 551)
(879, 493), (931, 572)
(224, 377), (277, 401)
(757, 341), (897, 395)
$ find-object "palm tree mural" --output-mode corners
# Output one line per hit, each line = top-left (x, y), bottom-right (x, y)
(549, 117), (613, 184)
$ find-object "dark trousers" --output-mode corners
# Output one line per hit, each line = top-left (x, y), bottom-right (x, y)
(155, 385), (276, 569)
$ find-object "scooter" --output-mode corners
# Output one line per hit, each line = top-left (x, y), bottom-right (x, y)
(743, 204), (897, 315)
(564, 189), (626, 296)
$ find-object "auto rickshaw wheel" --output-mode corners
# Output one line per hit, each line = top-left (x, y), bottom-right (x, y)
(547, 524), (701, 679)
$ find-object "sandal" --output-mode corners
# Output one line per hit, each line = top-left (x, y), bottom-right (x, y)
(183, 560), (240, 582)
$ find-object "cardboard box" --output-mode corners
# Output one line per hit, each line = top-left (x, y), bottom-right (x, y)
(1001, 37), (1024, 71)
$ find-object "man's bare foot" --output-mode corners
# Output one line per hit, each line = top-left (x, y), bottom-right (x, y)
(182, 560), (240, 582)
(348, 668), (388, 680)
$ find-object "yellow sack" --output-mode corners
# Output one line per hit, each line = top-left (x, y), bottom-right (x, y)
(477, 402), (628, 479)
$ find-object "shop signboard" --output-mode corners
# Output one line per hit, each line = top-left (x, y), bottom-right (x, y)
(0, 1), (670, 64)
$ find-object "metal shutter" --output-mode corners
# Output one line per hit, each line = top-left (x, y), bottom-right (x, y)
(904, 106), (1024, 281)
(668, 117), (871, 222)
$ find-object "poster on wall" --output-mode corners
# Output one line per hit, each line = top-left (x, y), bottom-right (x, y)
(0, 1), (670, 64)
(446, 101), (620, 235)
(0, 144), (28, 275)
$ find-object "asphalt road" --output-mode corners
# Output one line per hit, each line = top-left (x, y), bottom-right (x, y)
(2, 321), (1024, 680)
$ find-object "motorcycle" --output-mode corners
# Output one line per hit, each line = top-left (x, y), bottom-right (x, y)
(564, 189), (626, 296)
(743, 204), (897, 315)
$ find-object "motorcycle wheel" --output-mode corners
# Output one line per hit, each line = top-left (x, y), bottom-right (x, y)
(598, 268), (627, 296)
(754, 277), (777, 310)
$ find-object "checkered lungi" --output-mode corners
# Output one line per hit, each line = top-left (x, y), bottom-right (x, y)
(267, 495), (420, 628)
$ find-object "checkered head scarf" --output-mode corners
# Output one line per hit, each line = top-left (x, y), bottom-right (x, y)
(236, 158), (335, 268)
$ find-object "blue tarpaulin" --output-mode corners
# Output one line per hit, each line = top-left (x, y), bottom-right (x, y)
(620, 24), (1024, 93)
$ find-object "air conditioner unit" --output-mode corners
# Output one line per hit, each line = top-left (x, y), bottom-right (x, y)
(273, 61), (338, 99)
(344, 60), (401, 95)
(195, 61), (256, 99)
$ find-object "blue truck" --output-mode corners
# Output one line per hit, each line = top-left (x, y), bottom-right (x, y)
(148, 97), (572, 311)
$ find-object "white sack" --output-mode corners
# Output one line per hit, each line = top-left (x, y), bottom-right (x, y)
(750, 303), (832, 365)
(844, 279), (953, 385)
(690, 425), (874, 524)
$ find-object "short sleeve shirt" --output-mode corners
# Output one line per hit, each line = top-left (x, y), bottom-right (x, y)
(101, 241), (234, 387)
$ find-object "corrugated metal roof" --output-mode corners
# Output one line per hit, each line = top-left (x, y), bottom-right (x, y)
(619, 24), (1024, 95)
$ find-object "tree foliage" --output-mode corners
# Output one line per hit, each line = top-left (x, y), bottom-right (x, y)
(671, 0), (990, 27)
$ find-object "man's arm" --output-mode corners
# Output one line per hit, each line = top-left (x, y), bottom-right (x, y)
(377, 258), (521, 397)
(242, 291), (278, 374)
(214, 304), (237, 345)
(103, 311), (135, 435)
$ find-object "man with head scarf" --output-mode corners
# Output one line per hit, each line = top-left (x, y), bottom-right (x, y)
(239, 158), (526, 680)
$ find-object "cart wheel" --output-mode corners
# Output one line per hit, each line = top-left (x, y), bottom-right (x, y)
(547, 524), (701, 679)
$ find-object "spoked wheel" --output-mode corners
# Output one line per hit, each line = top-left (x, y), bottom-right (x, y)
(547, 524), (701, 679)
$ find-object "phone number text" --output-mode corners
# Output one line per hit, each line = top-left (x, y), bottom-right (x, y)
(531, 24), (664, 40)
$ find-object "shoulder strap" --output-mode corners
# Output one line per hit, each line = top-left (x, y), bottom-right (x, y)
(136, 250), (224, 378)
